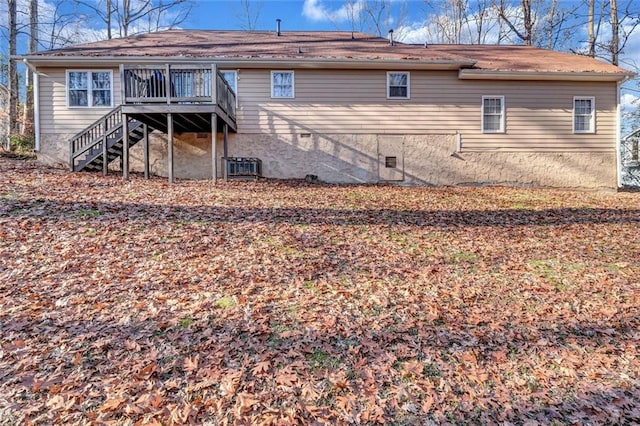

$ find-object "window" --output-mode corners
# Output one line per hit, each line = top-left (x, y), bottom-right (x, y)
(482, 96), (505, 133)
(67, 70), (113, 108)
(271, 71), (294, 98)
(574, 97), (595, 133)
(387, 72), (410, 99)
(220, 70), (237, 94)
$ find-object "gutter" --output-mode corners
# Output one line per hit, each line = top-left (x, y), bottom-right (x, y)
(17, 54), (476, 71)
(459, 69), (632, 82)
(616, 74), (634, 188)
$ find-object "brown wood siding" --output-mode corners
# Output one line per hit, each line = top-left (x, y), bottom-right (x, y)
(39, 67), (121, 136)
(235, 69), (617, 151)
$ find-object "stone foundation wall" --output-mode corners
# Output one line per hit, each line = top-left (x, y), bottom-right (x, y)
(39, 134), (73, 169)
(38, 131), (617, 188)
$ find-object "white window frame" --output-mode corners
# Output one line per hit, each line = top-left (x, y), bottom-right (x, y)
(66, 70), (114, 109)
(270, 70), (295, 99)
(481, 95), (505, 134)
(386, 71), (410, 99)
(573, 96), (596, 134)
(220, 70), (238, 94)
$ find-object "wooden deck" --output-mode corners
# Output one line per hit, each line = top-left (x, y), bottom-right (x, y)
(121, 64), (237, 183)
(120, 64), (237, 132)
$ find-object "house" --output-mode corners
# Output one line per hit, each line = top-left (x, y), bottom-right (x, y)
(21, 29), (634, 188)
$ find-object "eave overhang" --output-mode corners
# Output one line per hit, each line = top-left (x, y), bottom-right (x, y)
(458, 69), (634, 82)
(18, 55), (476, 71)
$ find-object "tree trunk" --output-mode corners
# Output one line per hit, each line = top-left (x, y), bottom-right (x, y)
(24, 0), (38, 138)
(587, 0), (595, 57)
(107, 0), (112, 39)
(123, 0), (130, 37)
(610, 0), (619, 65)
(522, 0), (533, 46)
(7, 0), (19, 149)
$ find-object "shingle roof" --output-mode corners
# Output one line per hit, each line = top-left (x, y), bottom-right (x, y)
(430, 44), (627, 74)
(30, 29), (631, 75)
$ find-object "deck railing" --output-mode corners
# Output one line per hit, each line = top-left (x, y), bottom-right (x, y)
(122, 64), (236, 120)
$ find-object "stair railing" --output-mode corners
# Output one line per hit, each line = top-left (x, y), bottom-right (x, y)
(69, 106), (123, 171)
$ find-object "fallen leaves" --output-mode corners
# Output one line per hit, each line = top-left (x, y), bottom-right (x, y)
(0, 157), (639, 424)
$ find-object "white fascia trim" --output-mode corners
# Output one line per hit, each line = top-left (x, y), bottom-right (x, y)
(459, 69), (632, 82)
(21, 55), (475, 70)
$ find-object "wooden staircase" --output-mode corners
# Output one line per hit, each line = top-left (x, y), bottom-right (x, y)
(69, 106), (149, 173)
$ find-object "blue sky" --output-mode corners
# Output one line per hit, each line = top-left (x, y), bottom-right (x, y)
(187, 0), (419, 33)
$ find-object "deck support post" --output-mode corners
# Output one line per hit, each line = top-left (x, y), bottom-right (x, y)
(212, 114), (218, 183)
(223, 122), (229, 182)
(167, 113), (174, 184)
(122, 113), (129, 179)
(102, 117), (108, 176)
(143, 123), (149, 179)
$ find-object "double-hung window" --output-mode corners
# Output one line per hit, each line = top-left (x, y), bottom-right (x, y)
(387, 72), (410, 99)
(573, 97), (595, 133)
(482, 96), (505, 133)
(271, 71), (294, 98)
(67, 70), (113, 108)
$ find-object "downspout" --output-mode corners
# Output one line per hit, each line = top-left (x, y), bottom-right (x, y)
(23, 58), (40, 152)
(616, 76), (632, 189)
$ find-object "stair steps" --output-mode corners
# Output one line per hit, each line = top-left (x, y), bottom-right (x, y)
(69, 106), (150, 173)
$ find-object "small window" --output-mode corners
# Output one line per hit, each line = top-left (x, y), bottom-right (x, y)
(67, 70), (113, 108)
(482, 96), (505, 133)
(574, 96), (595, 133)
(385, 156), (397, 168)
(271, 71), (294, 98)
(387, 72), (410, 99)
(220, 70), (237, 94)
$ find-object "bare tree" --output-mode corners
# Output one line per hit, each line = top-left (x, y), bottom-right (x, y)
(422, 0), (500, 44)
(104, 0), (112, 39)
(362, 0), (386, 36)
(579, 0), (640, 65)
(469, 0), (496, 44)
(496, 0), (534, 45)
(23, 0), (38, 137)
(614, 1), (640, 66)
(423, 0), (468, 43)
(611, 0), (619, 65)
(7, 0), (19, 148)
(33, 1), (87, 49)
(587, 0), (595, 56)
(75, 0), (193, 39)
(234, 0), (263, 31)
(343, 0), (365, 33)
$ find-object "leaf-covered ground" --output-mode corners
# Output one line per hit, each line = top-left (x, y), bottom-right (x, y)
(1, 157), (639, 425)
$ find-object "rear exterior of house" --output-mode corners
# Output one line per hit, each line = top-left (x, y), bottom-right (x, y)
(24, 30), (633, 188)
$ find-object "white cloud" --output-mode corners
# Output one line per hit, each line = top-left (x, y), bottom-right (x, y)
(302, 0), (364, 24)
(622, 93), (639, 110)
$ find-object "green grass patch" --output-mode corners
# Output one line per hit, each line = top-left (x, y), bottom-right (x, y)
(179, 317), (195, 328)
(307, 349), (339, 370)
(215, 296), (236, 309)
(77, 208), (101, 218)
